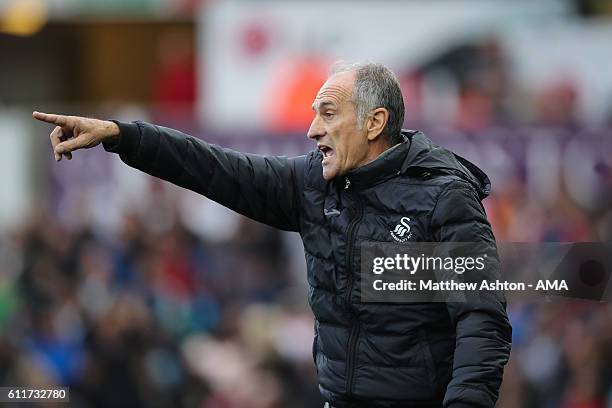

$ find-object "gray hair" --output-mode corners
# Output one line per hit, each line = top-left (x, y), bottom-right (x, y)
(330, 62), (405, 145)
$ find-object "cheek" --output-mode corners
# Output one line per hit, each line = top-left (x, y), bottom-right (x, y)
(335, 140), (351, 162)
(332, 121), (362, 164)
(346, 138), (368, 162)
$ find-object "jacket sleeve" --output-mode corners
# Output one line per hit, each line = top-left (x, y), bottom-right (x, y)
(103, 120), (304, 232)
(430, 181), (512, 408)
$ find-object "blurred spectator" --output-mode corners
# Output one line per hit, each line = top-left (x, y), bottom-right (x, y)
(406, 37), (523, 132)
(535, 80), (580, 128)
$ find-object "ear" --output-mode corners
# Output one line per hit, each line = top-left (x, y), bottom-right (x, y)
(366, 108), (389, 142)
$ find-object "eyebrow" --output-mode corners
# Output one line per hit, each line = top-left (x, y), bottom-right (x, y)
(312, 101), (336, 112)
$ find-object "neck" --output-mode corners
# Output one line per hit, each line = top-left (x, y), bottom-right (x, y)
(362, 139), (392, 166)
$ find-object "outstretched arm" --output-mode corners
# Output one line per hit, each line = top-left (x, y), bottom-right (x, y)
(33, 112), (304, 232)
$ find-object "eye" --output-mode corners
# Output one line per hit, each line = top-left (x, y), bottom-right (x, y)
(322, 112), (334, 120)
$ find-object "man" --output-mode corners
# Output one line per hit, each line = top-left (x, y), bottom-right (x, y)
(33, 62), (511, 407)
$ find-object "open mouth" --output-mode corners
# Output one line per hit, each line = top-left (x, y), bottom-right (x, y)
(318, 144), (334, 159)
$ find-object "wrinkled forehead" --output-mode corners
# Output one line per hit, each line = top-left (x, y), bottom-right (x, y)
(312, 71), (355, 110)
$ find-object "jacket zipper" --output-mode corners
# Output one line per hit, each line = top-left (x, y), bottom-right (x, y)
(344, 188), (363, 397)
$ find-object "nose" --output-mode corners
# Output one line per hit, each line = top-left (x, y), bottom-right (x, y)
(307, 116), (325, 140)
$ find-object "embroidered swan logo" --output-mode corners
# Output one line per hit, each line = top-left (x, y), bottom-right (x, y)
(390, 217), (412, 242)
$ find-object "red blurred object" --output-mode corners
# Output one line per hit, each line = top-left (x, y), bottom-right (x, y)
(152, 29), (197, 113)
(265, 57), (329, 133)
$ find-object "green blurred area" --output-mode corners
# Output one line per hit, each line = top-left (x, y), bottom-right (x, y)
(0, 278), (18, 330)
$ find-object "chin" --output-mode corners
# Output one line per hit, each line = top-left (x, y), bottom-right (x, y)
(321, 167), (337, 181)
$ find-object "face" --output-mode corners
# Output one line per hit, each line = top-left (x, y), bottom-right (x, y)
(307, 71), (370, 181)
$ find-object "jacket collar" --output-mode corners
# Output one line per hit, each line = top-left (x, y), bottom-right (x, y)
(341, 131), (416, 190)
(334, 129), (491, 199)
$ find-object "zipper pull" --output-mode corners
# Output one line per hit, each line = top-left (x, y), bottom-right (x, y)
(345, 177), (351, 190)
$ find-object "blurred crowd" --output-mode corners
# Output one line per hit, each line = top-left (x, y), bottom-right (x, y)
(0, 197), (323, 407)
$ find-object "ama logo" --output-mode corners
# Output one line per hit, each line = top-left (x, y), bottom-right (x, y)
(390, 217), (412, 242)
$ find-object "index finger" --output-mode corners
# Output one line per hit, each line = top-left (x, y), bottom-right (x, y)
(32, 111), (71, 127)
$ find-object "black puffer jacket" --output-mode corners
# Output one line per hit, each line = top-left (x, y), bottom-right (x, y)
(104, 123), (512, 408)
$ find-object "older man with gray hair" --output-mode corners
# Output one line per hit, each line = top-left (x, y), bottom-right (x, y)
(34, 61), (511, 408)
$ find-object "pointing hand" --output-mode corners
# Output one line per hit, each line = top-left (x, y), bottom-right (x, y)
(32, 111), (120, 161)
